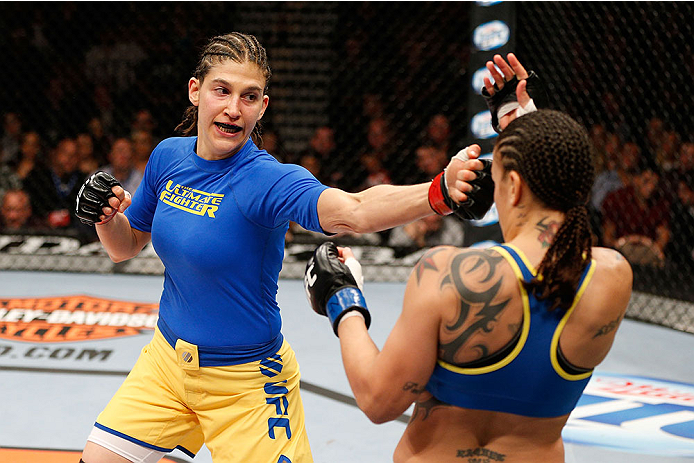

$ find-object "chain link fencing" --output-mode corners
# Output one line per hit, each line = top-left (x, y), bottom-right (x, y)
(1, 2), (692, 333)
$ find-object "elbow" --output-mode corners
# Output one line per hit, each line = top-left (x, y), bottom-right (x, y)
(324, 209), (371, 235)
(108, 252), (131, 263)
(361, 403), (402, 425)
(357, 393), (405, 425)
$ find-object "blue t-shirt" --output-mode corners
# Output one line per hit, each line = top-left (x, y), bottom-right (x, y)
(125, 137), (328, 352)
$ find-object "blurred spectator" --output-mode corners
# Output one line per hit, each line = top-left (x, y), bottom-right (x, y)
(16, 132), (44, 180)
(260, 127), (289, 162)
(131, 129), (154, 173)
(1, 112), (23, 167)
(23, 137), (88, 233)
(666, 172), (694, 269)
(131, 108), (159, 141)
(358, 153), (392, 190)
(388, 214), (464, 253)
(354, 117), (396, 188)
(591, 140), (640, 212)
(99, 138), (143, 194)
(87, 116), (113, 163)
(76, 133), (100, 174)
(364, 117), (394, 164)
(644, 117), (665, 155)
(362, 93), (387, 121)
(601, 165), (670, 267)
(414, 144), (448, 182)
(0, 189), (45, 232)
(92, 84), (116, 134)
(298, 153), (323, 181)
(588, 124), (615, 174)
(299, 126), (345, 188)
(0, 165), (22, 200)
(422, 113), (452, 154)
(663, 141), (694, 203)
(653, 129), (680, 174)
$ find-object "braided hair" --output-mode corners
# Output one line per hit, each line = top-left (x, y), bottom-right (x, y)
(175, 32), (272, 145)
(495, 110), (596, 311)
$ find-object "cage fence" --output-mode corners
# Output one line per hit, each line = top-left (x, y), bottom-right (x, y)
(0, 2), (692, 333)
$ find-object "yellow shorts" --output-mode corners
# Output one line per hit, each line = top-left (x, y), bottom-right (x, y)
(94, 327), (313, 463)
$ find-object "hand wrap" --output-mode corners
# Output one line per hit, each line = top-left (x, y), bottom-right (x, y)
(75, 171), (122, 225)
(304, 242), (371, 336)
(481, 70), (548, 133)
(428, 158), (495, 221)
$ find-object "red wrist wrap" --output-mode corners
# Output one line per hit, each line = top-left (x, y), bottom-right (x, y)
(428, 171), (453, 216)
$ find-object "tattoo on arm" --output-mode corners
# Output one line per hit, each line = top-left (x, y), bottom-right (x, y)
(456, 447), (507, 461)
(535, 216), (561, 248)
(593, 315), (622, 339)
(439, 250), (511, 363)
(411, 394), (449, 421)
(413, 248), (446, 285)
(402, 381), (425, 394)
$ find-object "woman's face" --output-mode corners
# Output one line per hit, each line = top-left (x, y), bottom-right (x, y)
(189, 60), (269, 160)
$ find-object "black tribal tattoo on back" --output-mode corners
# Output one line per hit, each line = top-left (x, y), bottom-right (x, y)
(439, 250), (512, 364)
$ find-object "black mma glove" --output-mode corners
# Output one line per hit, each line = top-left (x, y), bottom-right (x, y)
(304, 242), (371, 336)
(75, 171), (122, 225)
(429, 157), (494, 221)
(481, 70), (549, 133)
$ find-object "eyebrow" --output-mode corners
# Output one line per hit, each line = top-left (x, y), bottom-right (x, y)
(211, 78), (263, 93)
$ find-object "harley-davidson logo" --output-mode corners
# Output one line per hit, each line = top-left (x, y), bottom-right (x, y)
(0, 295), (158, 342)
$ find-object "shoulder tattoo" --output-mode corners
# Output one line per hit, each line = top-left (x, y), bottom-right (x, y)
(413, 247), (447, 285)
(439, 249), (511, 363)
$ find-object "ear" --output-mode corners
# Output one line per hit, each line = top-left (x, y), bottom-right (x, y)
(508, 170), (523, 206)
(258, 94), (270, 120)
(188, 77), (201, 106)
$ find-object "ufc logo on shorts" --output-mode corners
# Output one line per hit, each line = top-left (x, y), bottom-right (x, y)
(260, 355), (292, 440)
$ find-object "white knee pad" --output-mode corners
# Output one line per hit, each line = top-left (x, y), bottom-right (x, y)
(87, 426), (167, 463)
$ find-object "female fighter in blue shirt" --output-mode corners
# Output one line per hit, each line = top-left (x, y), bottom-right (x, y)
(75, 32), (487, 463)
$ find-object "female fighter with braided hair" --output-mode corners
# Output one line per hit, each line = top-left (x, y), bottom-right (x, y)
(305, 109), (633, 462)
(76, 32), (489, 463)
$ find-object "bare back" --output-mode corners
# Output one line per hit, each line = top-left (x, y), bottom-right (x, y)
(394, 244), (633, 463)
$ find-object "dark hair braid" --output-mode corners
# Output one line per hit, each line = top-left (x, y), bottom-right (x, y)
(175, 32), (272, 145)
(496, 110), (596, 311)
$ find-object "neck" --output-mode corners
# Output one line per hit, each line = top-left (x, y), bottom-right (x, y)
(503, 207), (566, 249)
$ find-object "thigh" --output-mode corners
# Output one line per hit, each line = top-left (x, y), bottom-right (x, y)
(94, 330), (205, 456)
(196, 341), (313, 463)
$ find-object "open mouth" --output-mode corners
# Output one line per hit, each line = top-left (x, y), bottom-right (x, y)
(214, 122), (242, 134)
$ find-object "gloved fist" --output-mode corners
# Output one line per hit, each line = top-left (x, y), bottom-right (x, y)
(429, 147), (495, 221)
(75, 171), (123, 225)
(304, 242), (371, 336)
(482, 70), (548, 133)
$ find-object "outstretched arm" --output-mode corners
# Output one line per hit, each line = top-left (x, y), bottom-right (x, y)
(317, 146), (486, 235)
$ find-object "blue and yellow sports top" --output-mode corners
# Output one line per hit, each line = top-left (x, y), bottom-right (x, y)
(125, 137), (328, 365)
(426, 244), (596, 418)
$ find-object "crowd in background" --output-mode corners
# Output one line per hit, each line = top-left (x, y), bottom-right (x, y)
(0, 3), (693, 278)
(1, 105), (693, 273)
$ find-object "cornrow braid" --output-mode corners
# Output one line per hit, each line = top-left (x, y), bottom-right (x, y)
(496, 110), (596, 311)
(175, 32), (272, 145)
